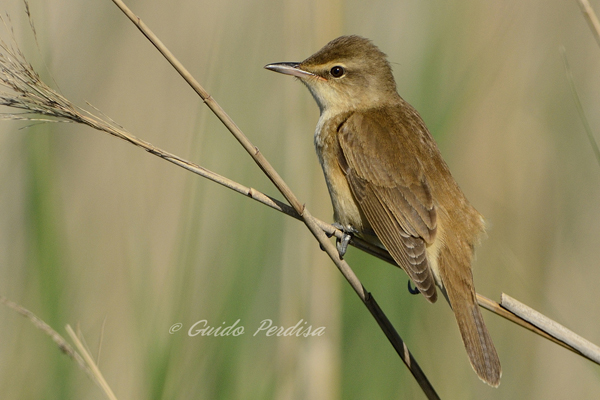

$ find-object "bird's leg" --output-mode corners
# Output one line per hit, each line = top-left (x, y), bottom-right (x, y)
(407, 280), (421, 295)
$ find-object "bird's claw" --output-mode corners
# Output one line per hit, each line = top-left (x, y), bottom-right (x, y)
(336, 233), (352, 258)
(407, 280), (421, 295)
(331, 223), (357, 259)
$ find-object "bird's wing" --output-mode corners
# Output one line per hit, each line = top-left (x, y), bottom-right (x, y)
(338, 110), (438, 302)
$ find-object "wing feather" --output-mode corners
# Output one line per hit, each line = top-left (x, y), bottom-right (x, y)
(338, 110), (438, 302)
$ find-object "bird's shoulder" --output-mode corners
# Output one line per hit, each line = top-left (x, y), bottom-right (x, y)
(337, 102), (437, 187)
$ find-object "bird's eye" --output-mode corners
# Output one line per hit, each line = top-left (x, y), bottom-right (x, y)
(330, 66), (345, 78)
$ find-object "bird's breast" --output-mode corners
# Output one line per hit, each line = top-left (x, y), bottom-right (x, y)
(314, 111), (369, 233)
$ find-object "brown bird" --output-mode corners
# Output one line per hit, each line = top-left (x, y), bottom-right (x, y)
(265, 35), (501, 387)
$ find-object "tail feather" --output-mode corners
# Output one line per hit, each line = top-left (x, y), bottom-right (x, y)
(453, 292), (501, 387)
(440, 254), (501, 387)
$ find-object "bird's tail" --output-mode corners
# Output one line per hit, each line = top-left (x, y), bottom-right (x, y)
(440, 254), (502, 387)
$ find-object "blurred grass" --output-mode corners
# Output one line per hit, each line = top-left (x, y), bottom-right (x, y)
(23, 125), (75, 400)
(1, 0), (600, 399)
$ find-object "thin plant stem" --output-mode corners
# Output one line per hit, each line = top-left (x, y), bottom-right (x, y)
(0, 296), (117, 400)
(560, 47), (600, 169)
(578, 0), (600, 48)
(66, 325), (118, 400)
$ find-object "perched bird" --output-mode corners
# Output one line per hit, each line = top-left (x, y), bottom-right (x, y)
(265, 35), (501, 387)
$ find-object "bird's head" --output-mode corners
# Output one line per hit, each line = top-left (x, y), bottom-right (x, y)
(265, 35), (398, 114)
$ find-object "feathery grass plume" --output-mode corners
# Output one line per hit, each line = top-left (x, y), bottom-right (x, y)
(0, 13), (81, 124)
(0, 11), (148, 150)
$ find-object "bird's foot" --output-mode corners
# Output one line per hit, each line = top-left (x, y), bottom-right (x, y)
(407, 280), (421, 296)
(331, 223), (357, 259)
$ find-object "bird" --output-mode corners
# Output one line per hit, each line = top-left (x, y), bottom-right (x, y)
(264, 35), (501, 387)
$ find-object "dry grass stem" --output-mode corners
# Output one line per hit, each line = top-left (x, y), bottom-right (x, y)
(66, 325), (118, 400)
(0, 296), (117, 399)
(0, 295), (88, 371)
(501, 294), (600, 364)
(578, 0), (600, 48)
(560, 47), (600, 169)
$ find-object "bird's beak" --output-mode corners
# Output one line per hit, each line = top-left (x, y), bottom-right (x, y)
(264, 62), (317, 79)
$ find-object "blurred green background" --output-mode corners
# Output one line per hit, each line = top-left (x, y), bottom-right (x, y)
(1, 0), (599, 398)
